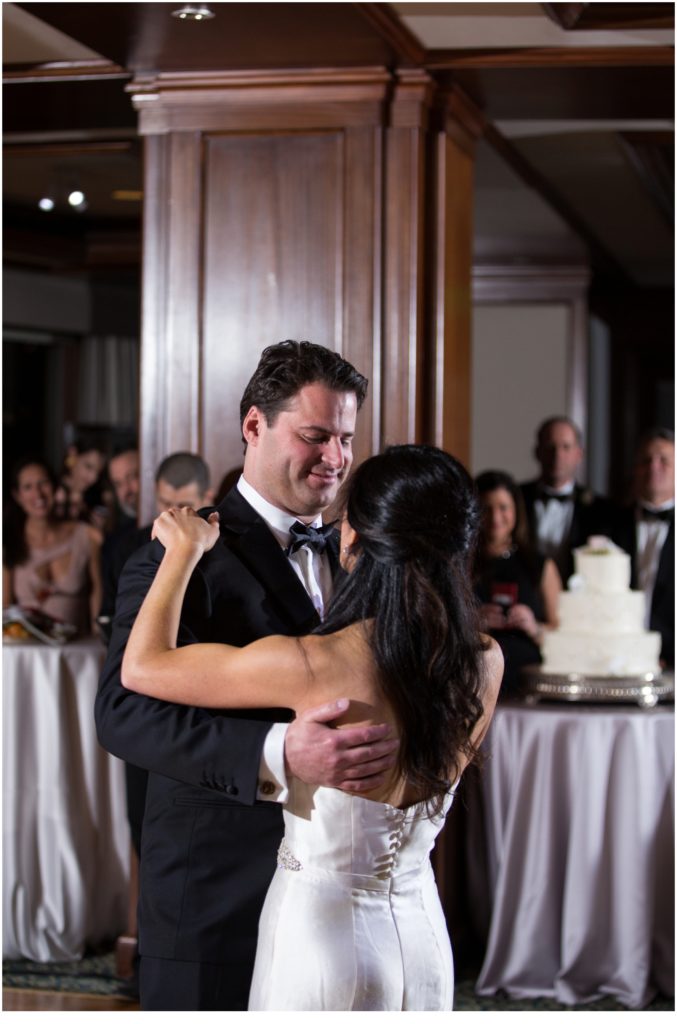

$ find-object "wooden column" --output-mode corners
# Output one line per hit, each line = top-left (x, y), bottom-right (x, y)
(381, 70), (433, 447)
(428, 86), (485, 464)
(130, 69), (390, 521)
(130, 68), (483, 518)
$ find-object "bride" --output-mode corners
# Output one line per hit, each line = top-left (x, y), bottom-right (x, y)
(122, 444), (502, 1010)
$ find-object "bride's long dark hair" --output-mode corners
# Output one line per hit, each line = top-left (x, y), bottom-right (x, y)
(317, 444), (486, 814)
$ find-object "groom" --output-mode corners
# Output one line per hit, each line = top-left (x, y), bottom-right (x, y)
(95, 341), (399, 1010)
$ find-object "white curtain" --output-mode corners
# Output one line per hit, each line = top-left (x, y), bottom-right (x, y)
(77, 334), (139, 426)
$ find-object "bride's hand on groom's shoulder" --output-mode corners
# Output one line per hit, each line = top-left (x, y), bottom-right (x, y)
(152, 506), (220, 555)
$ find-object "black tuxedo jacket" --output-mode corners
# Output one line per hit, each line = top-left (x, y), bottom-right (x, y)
(95, 488), (341, 983)
(610, 506), (674, 667)
(520, 480), (616, 583)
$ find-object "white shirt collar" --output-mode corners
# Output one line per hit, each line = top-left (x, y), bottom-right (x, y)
(639, 499), (675, 513)
(541, 481), (575, 497)
(236, 475), (322, 544)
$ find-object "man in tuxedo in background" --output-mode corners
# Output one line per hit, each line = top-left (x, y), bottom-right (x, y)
(100, 444), (141, 622)
(95, 341), (399, 1011)
(612, 428), (674, 668)
(520, 416), (614, 584)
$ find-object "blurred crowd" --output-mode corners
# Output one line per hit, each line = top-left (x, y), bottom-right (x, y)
(3, 417), (674, 697)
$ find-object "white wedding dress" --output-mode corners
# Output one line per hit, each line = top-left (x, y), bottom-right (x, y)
(248, 777), (456, 1010)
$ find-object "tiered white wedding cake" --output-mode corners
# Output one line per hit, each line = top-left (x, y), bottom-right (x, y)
(541, 536), (662, 677)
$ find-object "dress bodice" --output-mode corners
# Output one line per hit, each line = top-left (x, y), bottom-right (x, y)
(249, 779), (457, 1010)
(281, 779), (455, 884)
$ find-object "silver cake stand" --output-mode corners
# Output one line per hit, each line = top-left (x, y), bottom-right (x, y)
(521, 666), (674, 708)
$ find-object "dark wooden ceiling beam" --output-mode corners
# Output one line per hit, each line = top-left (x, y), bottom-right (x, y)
(3, 61), (128, 82)
(482, 120), (631, 284)
(352, 2), (425, 66)
(541, 3), (674, 31)
(425, 45), (675, 70)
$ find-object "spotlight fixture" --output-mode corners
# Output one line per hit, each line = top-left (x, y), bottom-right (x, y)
(172, 4), (215, 20)
(67, 189), (86, 208)
(38, 196), (55, 212)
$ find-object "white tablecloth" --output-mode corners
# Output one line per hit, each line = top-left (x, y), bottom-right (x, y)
(473, 700), (674, 1008)
(3, 639), (130, 961)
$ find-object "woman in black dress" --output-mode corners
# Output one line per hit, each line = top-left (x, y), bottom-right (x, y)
(474, 470), (561, 694)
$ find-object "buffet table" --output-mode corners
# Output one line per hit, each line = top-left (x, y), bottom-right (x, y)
(471, 699), (674, 1008)
(3, 639), (130, 961)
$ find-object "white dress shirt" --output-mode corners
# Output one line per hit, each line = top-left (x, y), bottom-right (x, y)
(236, 475), (335, 803)
(636, 500), (674, 628)
(534, 482), (576, 557)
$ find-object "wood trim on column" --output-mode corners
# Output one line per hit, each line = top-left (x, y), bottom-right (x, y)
(381, 70), (433, 447)
(129, 68), (392, 134)
(138, 131), (202, 522)
(428, 86), (484, 463)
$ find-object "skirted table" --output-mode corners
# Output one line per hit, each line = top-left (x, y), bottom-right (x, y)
(467, 699), (674, 1008)
(3, 638), (130, 961)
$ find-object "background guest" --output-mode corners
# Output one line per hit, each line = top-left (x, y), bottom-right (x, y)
(107, 445), (140, 532)
(3, 456), (102, 636)
(520, 416), (615, 583)
(100, 450), (213, 625)
(611, 427), (674, 668)
(53, 432), (108, 531)
(474, 469), (561, 694)
(99, 450), (214, 861)
(100, 444), (141, 622)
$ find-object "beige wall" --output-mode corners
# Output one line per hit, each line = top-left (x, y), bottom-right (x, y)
(471, 302), (570, 482)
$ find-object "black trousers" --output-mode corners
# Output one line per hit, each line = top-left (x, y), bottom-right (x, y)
(140, 955), (250, 1010)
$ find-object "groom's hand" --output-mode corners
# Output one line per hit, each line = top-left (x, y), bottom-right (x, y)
(284, 699), (400, 793)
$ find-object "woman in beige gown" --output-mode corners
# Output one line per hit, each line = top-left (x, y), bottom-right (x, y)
(122, 444), (503, 1010)
(3, 457), (103, 636)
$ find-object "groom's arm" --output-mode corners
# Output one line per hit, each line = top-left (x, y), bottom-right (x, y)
(96, 541), (400, 802)
(95, 541), (274, 805)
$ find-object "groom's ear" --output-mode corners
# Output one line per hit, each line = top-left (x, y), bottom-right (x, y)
(242, 405), (264, 447)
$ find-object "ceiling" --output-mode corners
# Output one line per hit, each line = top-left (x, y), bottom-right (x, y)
(3, 2), (674, 287)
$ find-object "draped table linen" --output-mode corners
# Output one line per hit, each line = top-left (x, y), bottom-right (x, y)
(473, 700), (674, 1008)
(3, 639), (130, 961)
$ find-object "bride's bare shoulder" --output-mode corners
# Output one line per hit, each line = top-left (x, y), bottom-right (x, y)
(480, 634), (503, 699)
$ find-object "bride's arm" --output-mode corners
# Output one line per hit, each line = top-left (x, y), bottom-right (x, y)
(121, 507), (313, 712)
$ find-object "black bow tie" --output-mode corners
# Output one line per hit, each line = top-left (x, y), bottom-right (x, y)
(540, 491), (573, 504)
(640, 506), (674, 523)
(286, 521), (335, 556)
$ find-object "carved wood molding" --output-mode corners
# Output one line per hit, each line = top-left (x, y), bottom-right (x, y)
(389, 69), (434, 129)
(129, 67), (394, 134)
(432, 84), (486, 156)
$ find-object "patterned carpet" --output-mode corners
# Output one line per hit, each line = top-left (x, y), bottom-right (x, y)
(3, 951), (674, 1011)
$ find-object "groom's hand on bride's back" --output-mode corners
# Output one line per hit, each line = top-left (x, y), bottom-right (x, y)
(284, 699), (400, 793)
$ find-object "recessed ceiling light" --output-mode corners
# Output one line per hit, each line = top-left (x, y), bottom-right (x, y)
(68, 189), (86, 208)
(172, 5), (215, 20)
(38, 197), (55, 212)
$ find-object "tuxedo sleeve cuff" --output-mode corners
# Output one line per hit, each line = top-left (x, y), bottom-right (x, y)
(257, 723), (289, 803)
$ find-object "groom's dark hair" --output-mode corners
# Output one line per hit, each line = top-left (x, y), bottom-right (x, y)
(239, 340), (368, 439)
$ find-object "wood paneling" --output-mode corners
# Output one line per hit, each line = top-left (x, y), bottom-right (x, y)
(133, 70), (392, 516)
(429, 87), (484, 464)
(139, 131), (203, 517)
(201, 131), (345, 486)
(381, 71), (431, 447)
(133, 66), (481, 514)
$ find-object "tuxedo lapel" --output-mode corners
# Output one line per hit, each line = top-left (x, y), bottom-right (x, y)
(213, 488), (321, 635)
(654, 520), (674, 594)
